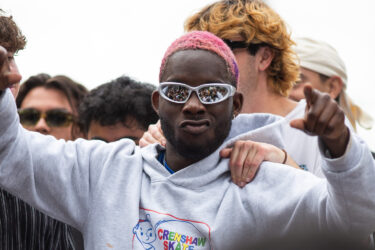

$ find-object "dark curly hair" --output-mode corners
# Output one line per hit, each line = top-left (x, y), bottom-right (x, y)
(78, 76), (159, 135)
(0, 9), (26, 52)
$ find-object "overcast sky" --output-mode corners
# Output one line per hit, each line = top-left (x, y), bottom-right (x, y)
(1, 0), (374, 149)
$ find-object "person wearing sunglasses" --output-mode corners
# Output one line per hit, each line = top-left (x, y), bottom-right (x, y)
(78, 75), (159, 144)
(0, 30), (374, 249)
(16, 73), (88, 141)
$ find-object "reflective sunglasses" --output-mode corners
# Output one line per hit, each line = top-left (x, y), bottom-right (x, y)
(159, 82), (236, 104)
(18, 108), (75, 127)
(223, 39), (269, 55)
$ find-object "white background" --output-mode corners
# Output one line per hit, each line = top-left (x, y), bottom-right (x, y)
(1, 0), (374, 149)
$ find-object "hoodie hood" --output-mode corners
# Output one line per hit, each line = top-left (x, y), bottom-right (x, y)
(141, 113), (287, 189)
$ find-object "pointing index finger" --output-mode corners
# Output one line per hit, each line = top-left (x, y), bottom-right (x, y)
(303, 84), (314, 107)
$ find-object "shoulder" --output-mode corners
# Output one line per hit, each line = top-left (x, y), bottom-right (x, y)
(240, 162), (324, 196)
(256, 162), (320, 184)
(72, 137), (141, 166)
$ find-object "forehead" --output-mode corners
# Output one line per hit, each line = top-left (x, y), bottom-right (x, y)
(20, 86), (73, 112)
(300, 67), (321, 80)
(162, 50), (230, 85)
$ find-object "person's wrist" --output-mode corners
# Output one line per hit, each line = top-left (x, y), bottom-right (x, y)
(321, 127), (350, 158)
(264, 144), (285, 164)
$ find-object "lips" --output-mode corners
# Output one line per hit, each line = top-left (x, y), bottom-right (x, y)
(179, 119), (210, 135)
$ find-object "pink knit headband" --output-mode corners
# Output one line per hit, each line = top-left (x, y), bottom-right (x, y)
(159, 31), (239, 85)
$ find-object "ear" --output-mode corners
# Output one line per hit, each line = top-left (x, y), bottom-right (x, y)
(326, 76), (343, 99)
(232, 92), (243, 117)
(151, 90), (160, 115)
(257, 46), (274, 72)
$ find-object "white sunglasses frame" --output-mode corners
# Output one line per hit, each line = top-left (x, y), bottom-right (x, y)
(158, 82), (236, 105)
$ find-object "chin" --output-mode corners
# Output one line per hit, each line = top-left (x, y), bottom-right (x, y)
(160, 116), (231, 160)
(175, 141), (214, 162)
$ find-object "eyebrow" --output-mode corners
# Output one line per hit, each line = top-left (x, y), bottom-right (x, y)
(295, 73), (307, 85)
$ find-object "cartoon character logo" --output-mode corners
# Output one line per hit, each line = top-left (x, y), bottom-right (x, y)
(133, 214), (156, 250)
(132, 209), (212, 249)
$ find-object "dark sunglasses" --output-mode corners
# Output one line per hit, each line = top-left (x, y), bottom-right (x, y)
(18, 108), (75, 127)
(223, 39), (269, 55)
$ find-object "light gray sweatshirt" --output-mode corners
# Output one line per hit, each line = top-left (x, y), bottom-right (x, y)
(0, 89), (374, 249)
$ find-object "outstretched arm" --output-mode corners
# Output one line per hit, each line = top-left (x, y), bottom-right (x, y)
(289, 85), (375, 237)
(236, 87), (375, 242)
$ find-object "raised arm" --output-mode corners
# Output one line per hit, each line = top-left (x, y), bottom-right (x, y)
(0, 89), (87, 229)
(0, 87), (140, 230)
(0, 47), (138, 231)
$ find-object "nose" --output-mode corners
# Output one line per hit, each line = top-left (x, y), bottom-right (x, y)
(182, 92), (205, 115)
(0, 48), (20, 87)
(3, 51), (22, 86)
(9, 60), (22, 84)
(34, 117), (51, 135)
(289, 85), (305, 102)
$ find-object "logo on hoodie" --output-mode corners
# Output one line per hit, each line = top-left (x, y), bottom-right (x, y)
(132, 208), (212, 250)
(133, 214), (156, 249)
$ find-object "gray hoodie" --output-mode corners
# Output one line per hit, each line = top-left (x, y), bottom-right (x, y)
(0, 89), (374, 249)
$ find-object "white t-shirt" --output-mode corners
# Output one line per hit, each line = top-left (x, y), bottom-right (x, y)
(283, 100), (324, 177)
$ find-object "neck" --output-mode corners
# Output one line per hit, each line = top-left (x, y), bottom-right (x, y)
(164, 143), (204, 172)
(240, 77), (297, 116)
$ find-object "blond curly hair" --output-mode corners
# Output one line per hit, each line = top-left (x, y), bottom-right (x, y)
(184, 0), (299, 96)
